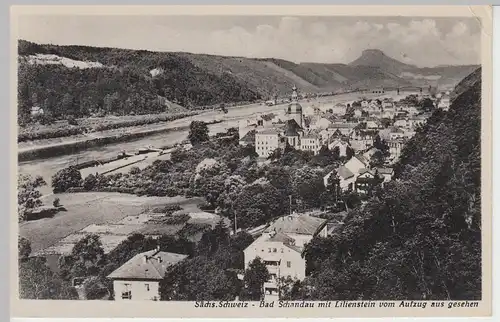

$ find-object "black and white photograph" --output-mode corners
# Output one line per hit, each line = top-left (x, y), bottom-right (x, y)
(12, 5), (492, 318)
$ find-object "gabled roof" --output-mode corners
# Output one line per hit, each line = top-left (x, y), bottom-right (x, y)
(256, 128), (280, 135)
(337, 165), (354, 179)
(268, 232), (295, 244)
(283, 119), (302, 136)
(265, 213), (327, 236)
(239, 129), (256, 143)
(376, 167), (394, 175)
(354, 154), (369, 166)
(107, 249), (188, 280)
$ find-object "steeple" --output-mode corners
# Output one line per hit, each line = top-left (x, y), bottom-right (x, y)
(291, 85), (298, 101)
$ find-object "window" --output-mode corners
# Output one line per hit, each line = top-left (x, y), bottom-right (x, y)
(268, 248), (272, 253)
(287, 261), (291, 268)
(145, 284), (150, 291)
(122, 284), (132, 300)
(273, 248), (277, 253)
(281, 248), (284, 253)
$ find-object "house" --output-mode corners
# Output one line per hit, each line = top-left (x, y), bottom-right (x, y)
(389, 127), (405, 140)
(255, 129), (282, 158)
(382, 109), (396, 119)
(327, 138), (350, 157)
(354, 169), (382, 194)
(107, 248), (188, 301)
(300, 133), (322, 155)
(365, 118), (380, 129)
(243, 213), (328, 296)
(361, 100), (369, 108)
(394, 118), (409, 128)
(354, 108), (363, 118)
(315, 117), (333, 130)
(382, 101), (394, 109)
(239, 129), (256, 146)
(350, 129), (377, 151)
(409, 116), (426, 129)
(389, 138), (405, 161)
(30, 106), (44, 116)
(327, 122), (357, 136)
(376, 167), (394, 183)
(345, 154), (370, 175)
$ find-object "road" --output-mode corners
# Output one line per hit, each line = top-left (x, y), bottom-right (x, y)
(18, 92), (384, 195)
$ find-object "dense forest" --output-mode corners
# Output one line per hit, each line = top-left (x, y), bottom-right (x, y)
(300, 68), (482, 300)
(17, 40), (261, 123)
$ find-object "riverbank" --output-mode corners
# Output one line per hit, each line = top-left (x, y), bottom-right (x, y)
(18, 119), (221, 162)
(18, 111), (199, 142)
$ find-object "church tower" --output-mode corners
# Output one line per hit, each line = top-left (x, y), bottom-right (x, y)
(286, 85), (303, 128)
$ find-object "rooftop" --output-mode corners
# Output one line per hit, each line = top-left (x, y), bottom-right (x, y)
(338, 165), (355, 179)
(265, 213), (327, 236)
(107, 249), (188, 280)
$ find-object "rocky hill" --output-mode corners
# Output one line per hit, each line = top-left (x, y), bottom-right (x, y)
(17, 40), (479, 122)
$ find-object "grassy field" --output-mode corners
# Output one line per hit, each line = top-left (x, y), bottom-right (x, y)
(19, 192), (205, 254)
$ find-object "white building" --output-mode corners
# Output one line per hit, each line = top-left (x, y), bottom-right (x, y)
(300, 134), (322, 155)
(31, 106), (44, 116)
(438, 96), (450, 111)
(243, 213), (328, 297)
(255, 129), (281, 158)
(107, 248), (187, 301)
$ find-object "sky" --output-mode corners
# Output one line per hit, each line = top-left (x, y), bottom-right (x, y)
(17, 15), (481, 67)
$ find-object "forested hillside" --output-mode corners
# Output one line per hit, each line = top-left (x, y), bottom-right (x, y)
(17, 40), (261, 123)
(301, 68), (482, 300)
(18, 40), (479, 124)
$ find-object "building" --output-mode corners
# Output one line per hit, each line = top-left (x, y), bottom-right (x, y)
(389, 138), (405, 161)
(285, 85), (303, 128)
(324, 153), (371, 191)
(239, 129), (256, 146)
(107, 248), (188, 301)
(255, 129), (282, 158)
(243, 213), (328, 297)
(350, 129), (377, 151)
(300, 133), (322, 155)
(30, 106), (44, 116)
(327, 138), (350, 157)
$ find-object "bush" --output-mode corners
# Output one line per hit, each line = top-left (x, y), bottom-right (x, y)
(151, 204), (182, 214)
(51, 166), (82, 193)
(67, 116), (78, 126)
(53, 197), (61, 207)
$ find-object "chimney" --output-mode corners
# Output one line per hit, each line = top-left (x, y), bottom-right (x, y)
(143, 255), (148, 264)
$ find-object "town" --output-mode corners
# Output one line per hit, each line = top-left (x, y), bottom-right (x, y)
(16, 14), (482, 305)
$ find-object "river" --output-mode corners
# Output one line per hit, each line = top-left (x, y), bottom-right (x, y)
(18, 92), (380, 195)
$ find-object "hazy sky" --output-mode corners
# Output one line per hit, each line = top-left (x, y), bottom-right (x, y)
(17, 15), (481, 67)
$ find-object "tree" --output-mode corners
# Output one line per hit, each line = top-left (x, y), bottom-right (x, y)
(18, 236), (32, 261)
(161, 255), (240, 301)
(291, 166), (325, 209)
(420, 98), (435, 112)
(243, 257), (270, 300)
(18, 174), (46, 222)
(19, 257), (78, 300)
(51, 166), (82, 193)
(59, 234), (107, 280)
(346, 146), (355, 160)
(53, 197), (61, 208)
(188, 121), (209, 145)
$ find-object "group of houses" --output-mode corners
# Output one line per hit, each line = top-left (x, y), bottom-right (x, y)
(238, 85), (438, 164)
(106, 210), (344, 301)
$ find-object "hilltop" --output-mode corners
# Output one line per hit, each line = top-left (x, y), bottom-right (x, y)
(18, 40), (479, 123)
